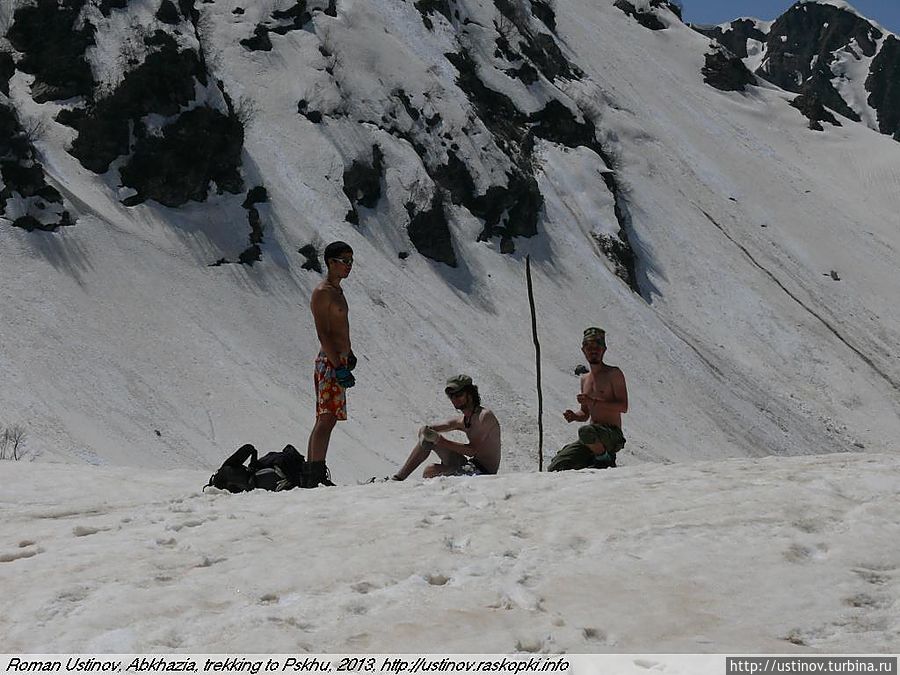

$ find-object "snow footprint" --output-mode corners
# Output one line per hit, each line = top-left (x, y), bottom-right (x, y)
(73, 525), (105, 537)
(783, 542), (829, 563)
(0, 540), (43, 563)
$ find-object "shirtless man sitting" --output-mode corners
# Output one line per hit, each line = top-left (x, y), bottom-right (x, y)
(550, 327), (629, 471)
(391, 375), (501, 480)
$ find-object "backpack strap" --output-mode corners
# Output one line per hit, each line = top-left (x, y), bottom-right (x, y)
(223, 443), (258, 469)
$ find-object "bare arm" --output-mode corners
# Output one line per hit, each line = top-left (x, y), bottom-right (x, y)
(431, 417), (472, 456)
(430, 417), (463, 434)
(564, 375), (591, 423)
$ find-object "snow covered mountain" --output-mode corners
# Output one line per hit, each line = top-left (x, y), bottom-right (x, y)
(1, 0), (898, 478)
(694, 0), (900, 135)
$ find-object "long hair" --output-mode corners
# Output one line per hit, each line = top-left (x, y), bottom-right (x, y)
(462, 384), (481, 409)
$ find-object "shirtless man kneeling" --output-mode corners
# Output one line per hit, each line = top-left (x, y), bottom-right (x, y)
(550, 327), (629, 471)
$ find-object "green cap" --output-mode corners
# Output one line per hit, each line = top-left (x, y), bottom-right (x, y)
(583, 327), (606, 345)
(578, 424), (605, 445)
(445, 374), (473, 395)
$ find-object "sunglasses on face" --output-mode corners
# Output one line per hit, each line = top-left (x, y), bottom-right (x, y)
(334, 257), (354, 266)
(446, 389), (466, 399)
(582, 340), (606, 349)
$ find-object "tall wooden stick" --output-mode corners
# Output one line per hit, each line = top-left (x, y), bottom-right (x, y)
(525, 255), (544, 471)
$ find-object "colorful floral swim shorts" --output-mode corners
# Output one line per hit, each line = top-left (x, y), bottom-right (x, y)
(314, 352), (347, 420)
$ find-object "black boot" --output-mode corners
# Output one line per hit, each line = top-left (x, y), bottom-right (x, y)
(303, 460), (336, 488)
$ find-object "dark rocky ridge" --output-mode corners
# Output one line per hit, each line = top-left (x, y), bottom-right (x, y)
(62, 39), (208, 174)
(693, 19), (767, 59)
(342, 145), (385, 224)
(790, 91), (842, 131)
(406, 194), (457, 267)
(382, 1), (638, 288)
(6, 0), (96, 103)
(697, 2), (900, 139)
(758, 3), (876, 123)
(866, 36), (900, 139)
(0, 53), (16, 97)
(2, 0), (644, 286)
(240, 0), (337, 51)
(119, 106), (244, 207)
(614, 0), (666, 31)
(0, 104), (73, 231)
(3, 0), (255, 259)
(31, 5), (248, 209)
(703, 47), (757, 92)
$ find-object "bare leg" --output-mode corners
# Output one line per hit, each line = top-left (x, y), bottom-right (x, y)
(393, 441), (431, 481)
(307, 414), (337, 462)
(422, 447), (465, 479)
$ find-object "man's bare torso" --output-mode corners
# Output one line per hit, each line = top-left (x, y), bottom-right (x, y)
(448, 408), (502, 473)
(581, 366), (624, 428)
(311, 281), (350, 363)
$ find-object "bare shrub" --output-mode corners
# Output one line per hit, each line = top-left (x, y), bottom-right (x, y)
(0, 424), (27, 461)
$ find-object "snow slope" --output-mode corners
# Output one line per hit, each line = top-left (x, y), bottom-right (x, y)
(0, 0), (898, 482)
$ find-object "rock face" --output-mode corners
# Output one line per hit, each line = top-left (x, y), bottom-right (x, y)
(120, 107), (244, 207)
(0, 0), (644, 288)
(693, 19), (767, 59)
(406, 195), (457, 268)
(790, 92), (842, 131)
(10, 1), (248, 209)
(866, 36), (900, 139)
(343, 146), (385, 224)
(240, 0), (336, 51)
(6, 0), (96, 103)
(702, 47), (757, 92)
(696, 1), (900, 138)
(0, 104), (73, 231)
(614, 0), (667, 31)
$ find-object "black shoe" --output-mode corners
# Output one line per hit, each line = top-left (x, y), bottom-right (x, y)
(303, 460), (336, 488)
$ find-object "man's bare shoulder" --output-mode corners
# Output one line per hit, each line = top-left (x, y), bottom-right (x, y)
(480, 408), (500, 427)
(311, 282), (341, 303)
(312, 280), (339, 295)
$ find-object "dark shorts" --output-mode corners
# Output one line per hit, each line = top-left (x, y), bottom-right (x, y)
(591, 425), (626, 454)
(459, 458), (496, 476)
(548, 426), (625, 472)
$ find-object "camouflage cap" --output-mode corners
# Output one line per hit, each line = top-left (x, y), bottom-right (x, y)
(583, 327), (606, 345)
(445, 374), (473, 395)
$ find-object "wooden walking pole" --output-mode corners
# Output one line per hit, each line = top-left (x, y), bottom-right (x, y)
(525, 255), (544, 471)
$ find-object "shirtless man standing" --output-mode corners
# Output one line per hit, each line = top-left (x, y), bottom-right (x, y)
(391, 375), (501, 480)
(306, 241), (356, 487)
(551, 327), (629, 471)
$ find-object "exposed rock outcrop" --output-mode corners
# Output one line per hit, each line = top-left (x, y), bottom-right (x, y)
(698, 2), (900, 139)
(0, 104), (73, 231)
(703, 47), (757, 92)
(6, 0), (96, 103)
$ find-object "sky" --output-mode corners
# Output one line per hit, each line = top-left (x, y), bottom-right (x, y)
(681, 0), (900, 32)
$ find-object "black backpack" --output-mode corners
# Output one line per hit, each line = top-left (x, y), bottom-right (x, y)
(205, 443), (307, 493)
